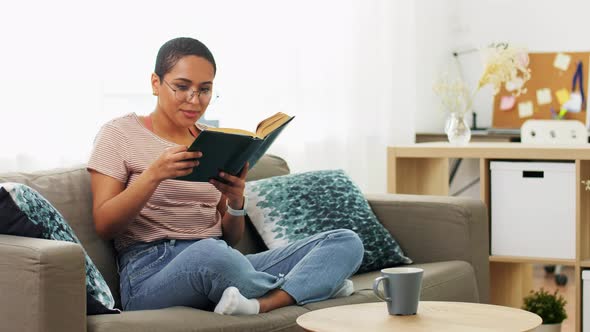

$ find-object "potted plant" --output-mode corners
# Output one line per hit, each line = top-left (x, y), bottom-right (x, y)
(522, 288), (567, 332)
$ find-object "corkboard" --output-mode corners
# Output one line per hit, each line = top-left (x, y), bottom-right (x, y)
(492, 51), (590, 128)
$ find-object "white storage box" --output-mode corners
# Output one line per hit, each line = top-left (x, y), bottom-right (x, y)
(490, 161), (575, 259)
(584, 270), (590, 332)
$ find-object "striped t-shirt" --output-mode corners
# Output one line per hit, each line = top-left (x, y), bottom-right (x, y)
(87, 112), (222, 252)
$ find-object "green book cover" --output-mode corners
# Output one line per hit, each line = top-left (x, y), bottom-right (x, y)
(175, 114), (294, 182)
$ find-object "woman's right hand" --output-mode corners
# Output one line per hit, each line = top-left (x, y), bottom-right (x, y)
(146, 145), (202, 182)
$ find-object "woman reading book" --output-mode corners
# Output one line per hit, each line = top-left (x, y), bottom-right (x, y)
(87, 37), (364, 314)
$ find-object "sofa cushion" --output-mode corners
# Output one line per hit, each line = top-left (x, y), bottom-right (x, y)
(301, 290), (380, 311)
(245, 169), (411, 273)
(245, 154), (290, 182)
(234, 154), (291, 255)
(0, 183), (117, 314)
(87, 305), (309, 332)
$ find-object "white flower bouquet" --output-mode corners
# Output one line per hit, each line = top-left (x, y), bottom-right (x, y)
(433, 43), (531, 115)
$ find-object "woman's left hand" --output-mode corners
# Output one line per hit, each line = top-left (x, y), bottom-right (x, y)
(210, 162), (249, 209)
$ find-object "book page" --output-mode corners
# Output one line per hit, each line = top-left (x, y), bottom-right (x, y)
(205, 127), (256, 137)
(203, 112), (291, 138)
(256, 112), (292, 138)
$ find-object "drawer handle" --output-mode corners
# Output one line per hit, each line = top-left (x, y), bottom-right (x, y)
(522, 171), (544, 178)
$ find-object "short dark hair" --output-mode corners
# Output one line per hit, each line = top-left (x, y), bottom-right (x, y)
(154, 37), (217, 80)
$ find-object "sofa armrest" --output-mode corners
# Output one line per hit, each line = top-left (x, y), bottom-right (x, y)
(366, 193), (489, 303)
(0, 234), (87, 332)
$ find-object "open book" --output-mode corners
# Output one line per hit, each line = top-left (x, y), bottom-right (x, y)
(175, 112), (294, 182)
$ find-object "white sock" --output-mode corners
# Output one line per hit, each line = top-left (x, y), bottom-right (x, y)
(214, 286), (260, 315)
(332, 279), (354, 298)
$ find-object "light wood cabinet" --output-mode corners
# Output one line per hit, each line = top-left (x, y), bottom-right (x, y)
(387, 142), (590, 332)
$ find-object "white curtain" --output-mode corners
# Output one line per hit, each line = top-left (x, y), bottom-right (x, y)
(0, 0), (415, 193)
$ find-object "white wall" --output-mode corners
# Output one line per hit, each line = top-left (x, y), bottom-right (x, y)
(416, 0), (590, 133)
(0, 0), (415, 193)
(414, 0), (459, 133)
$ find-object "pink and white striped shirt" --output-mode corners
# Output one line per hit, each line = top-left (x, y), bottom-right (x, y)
(87, 112), (222, 252)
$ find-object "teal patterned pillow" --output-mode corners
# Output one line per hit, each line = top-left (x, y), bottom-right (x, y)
(245, 170), (412, 273)
(0, 183), (118, 314)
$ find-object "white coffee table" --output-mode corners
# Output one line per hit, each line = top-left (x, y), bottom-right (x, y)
(296, 301), (542, 332)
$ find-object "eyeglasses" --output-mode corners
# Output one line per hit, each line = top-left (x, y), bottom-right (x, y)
(162, 79), (219, 104)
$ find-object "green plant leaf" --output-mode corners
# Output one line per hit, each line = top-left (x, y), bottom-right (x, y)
(521, 288), (567, 324)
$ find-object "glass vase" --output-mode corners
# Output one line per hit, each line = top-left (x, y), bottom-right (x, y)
(444, 112), (471, 145)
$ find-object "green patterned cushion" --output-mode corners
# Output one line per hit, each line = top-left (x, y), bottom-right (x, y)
(0, 183), (118, 314)
(245, 170), (411, 273)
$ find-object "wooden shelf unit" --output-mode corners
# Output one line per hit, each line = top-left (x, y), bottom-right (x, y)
(387, 142), (590, 332)
(489, 256), (576, 265)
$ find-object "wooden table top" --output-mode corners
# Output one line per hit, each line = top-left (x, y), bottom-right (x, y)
(389, 142), (590, 160)
(296, 301), (542, 332)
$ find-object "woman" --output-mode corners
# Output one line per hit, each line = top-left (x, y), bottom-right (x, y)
(87, 37), (364, 314)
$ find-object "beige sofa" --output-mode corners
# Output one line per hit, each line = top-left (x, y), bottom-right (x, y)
(0, 155), (489, 332)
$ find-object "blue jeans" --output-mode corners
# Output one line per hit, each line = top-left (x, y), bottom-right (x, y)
(118, 229), (364, 311)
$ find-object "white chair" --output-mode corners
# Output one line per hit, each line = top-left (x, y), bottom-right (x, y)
(520, 119), (588, 286)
